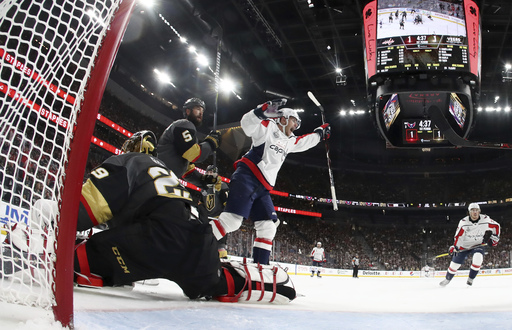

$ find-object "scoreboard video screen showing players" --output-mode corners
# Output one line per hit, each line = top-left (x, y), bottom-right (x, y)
(375, 0), (468, 74)
(363, 0), (480, 148)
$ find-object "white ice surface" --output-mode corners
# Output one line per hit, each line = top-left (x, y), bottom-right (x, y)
(1, 274), (512, 329)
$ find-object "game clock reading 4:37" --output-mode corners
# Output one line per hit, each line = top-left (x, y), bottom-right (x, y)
(377, 35), (469, 73)
(402, 119), (445, 144)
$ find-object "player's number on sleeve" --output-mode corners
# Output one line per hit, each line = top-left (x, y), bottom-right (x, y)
(91, 167), (109, 179)
(182, 130), (193, 142)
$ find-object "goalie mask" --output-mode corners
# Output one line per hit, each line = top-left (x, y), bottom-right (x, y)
(121, 130), (157, 157)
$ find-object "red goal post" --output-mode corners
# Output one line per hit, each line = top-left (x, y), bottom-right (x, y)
(0, 0), (136, 327)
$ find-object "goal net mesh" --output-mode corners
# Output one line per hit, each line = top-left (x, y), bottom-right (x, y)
(0, 0), (123, 310)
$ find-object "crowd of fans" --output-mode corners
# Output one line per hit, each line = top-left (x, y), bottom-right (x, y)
(226, 216), (512, 272)
(1, 126), (59, 209)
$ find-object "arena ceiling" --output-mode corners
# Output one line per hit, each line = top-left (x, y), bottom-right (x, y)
(111, 0), (512, 172)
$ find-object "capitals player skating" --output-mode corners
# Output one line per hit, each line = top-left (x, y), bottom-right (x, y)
(310, 242), (326, 277)
(210, 99), (330, 264)
(440, 203), (500, 286)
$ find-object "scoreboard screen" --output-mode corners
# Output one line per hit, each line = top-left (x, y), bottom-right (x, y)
(376, 0), (468, 74)
(402, 119), (445, 145)
(363, 0), (480, 148)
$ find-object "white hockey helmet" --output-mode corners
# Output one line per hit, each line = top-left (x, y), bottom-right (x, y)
(279, 108), (301, 129)
(317, 242), (322, 246)
(467, 203), (480, 211)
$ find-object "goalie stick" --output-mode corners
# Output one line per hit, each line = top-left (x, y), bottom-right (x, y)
(307, 91), (338, 211)
(428, 105), (512, 149)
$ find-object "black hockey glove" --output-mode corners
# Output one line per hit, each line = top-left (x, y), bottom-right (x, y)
(254, 99), (287, 119)
(482, 230), (492, 245)
(205, 130), (221, 149)
(314, 123), (331, 140)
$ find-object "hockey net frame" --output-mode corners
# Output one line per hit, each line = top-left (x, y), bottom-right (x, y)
(0, 0), (135, 327)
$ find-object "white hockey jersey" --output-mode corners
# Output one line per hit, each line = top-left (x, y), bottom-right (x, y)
(310, 247), (325, 262)
(239, 109), (321, 189)
(453, 214), (500, 250)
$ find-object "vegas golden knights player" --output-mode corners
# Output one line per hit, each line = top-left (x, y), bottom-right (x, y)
(186, 164), (230, 258)
(74, 131), (295, 302)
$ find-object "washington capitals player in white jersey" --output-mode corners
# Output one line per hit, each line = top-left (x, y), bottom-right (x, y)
(210, 99), (330, 264)
(310, 242), (326, 277)
(440, 203), (500, 287)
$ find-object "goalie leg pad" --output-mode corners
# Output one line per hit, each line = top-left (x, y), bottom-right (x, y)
(214, 259), (296, 304)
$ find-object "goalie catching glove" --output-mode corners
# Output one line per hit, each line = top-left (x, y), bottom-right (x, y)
(214, 259), (296, 304)
(314, 123), (331, 140)
(254, 99), (287, 119)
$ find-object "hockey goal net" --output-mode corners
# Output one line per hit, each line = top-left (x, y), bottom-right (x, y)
(0, 0), (135, 327)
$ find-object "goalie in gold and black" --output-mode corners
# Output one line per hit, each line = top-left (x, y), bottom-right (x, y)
(74, 130), (219, 298)
(74, 130), (296, 303)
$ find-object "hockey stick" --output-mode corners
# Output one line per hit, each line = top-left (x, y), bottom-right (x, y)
(307, 91), (338, 211)
(432, 243), (488, 260)
(212, 26), (222, 167)
(428, 106), (512, 149)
